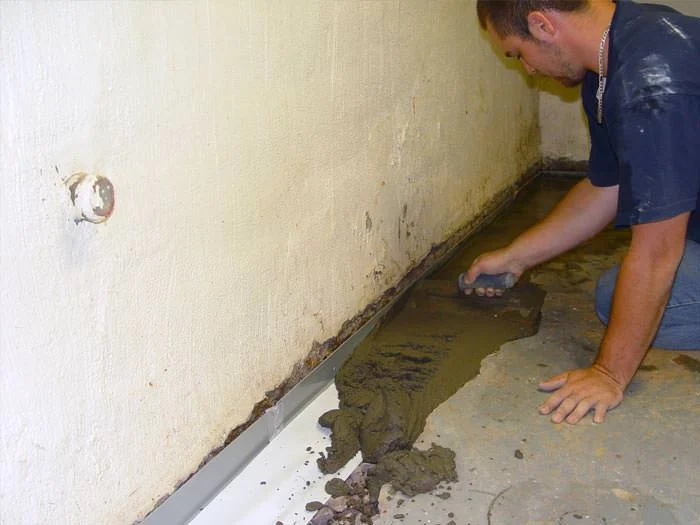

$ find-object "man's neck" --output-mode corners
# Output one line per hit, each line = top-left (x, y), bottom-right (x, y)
(560, 0), (617, 73)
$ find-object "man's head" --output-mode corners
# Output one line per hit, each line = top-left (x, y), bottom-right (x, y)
(476, 0), (593, 87)
(476, 0), (588, 40)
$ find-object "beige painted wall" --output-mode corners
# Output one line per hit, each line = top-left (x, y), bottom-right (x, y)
(540, 0), (700, 162)
(0, 1), (539, 523)
(539, 80), (590, 162)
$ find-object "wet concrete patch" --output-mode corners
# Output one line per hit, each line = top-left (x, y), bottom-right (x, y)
(311, 273), (545, 521)
(319, 279), (546, 470)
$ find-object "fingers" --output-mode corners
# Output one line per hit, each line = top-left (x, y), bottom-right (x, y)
(538, 373), (568, 392)
(551, 396), (579, 423)
(461, 269), (483, 296)
(565, 397), (594, 425)
(459, 279), (501, 297)
(593, 404), (607, 424)
(467, 287), (503, 297)
(540, 390), (594, 424)
(465, 263), (483, 283)
(538, 386), (567, 416)
(537, 368), (623, 425)
(462, 250), (516, 297)
(459, 274), (503, 297)
(550, 396), (609, 425)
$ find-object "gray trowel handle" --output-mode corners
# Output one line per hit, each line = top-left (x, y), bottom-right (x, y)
(458, 272), (516, 292)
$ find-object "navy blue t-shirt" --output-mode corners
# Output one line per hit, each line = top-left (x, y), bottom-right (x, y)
(582, 0), (700, 242)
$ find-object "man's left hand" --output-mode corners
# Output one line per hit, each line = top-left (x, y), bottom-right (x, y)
(538, 365), (624, 424)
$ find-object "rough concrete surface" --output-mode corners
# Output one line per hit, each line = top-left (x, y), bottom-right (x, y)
(313, 176), (700, 524)
(373, 325), (700, 524)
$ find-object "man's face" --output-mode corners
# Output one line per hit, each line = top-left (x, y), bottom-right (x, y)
(487, 23), (586, 87)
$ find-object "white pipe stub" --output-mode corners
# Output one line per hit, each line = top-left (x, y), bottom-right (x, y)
(66, 172), (115, 224)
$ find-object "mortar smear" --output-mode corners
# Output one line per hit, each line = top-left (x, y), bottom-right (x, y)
(312, 279), (545, 523)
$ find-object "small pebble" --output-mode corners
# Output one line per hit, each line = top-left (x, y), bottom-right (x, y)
(437, 492), (451, 500)
(393, 514), (405, 519)
(325, 477), (351, 497)
(305, 501), (324, 512)
(514, 449), (524, 460)
(260, 481), (267, 485)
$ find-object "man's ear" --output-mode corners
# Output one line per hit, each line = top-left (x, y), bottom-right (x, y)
(527, 11), (557, 43)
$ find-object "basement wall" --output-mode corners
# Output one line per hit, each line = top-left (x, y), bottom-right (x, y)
(540, 0), (700, 163)
(0, 2), (539, 523)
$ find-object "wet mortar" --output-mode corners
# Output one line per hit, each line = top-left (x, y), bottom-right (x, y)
(305, 175), (631, 524)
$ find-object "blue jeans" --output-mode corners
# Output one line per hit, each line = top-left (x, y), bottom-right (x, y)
(595, 239), (700, 350)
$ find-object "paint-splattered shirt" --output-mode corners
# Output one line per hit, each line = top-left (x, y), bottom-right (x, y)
(583, 0), (700, 242)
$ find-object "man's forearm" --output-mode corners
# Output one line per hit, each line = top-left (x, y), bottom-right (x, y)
(594, 216), (689, 387)
(594, 250), (677, 387)
(509, 179), (618, 270)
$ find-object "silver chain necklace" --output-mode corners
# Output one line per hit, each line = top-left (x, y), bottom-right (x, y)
(596, 26), (611, 124)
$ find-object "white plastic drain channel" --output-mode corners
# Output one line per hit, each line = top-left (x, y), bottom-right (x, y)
(143, 310), (384, 525)
(143, 250), (432, 524)
(189, 383), (360, 524)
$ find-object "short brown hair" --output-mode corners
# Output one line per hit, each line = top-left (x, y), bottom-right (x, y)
(477, 0), (588, 38)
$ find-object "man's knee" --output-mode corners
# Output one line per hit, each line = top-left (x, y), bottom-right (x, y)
(595, 266), (619, 326)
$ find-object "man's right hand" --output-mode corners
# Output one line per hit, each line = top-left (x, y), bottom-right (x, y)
(461, 179), (617, 296)
(462, 247), (524, 296)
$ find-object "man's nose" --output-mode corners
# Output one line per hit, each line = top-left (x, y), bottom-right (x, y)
(520, 58), (536, 75)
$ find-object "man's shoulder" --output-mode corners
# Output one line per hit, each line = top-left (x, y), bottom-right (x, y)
(609, 2), (700, 107)
(615, 2), (700, 56)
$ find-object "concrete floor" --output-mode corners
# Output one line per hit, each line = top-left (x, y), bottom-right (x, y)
(373, 176), (700, 525)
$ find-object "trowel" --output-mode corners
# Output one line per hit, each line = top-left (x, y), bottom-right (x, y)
(411, 271), (536, 311)
(413, 272), (516, 298)
(457, 272), (516, 293)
